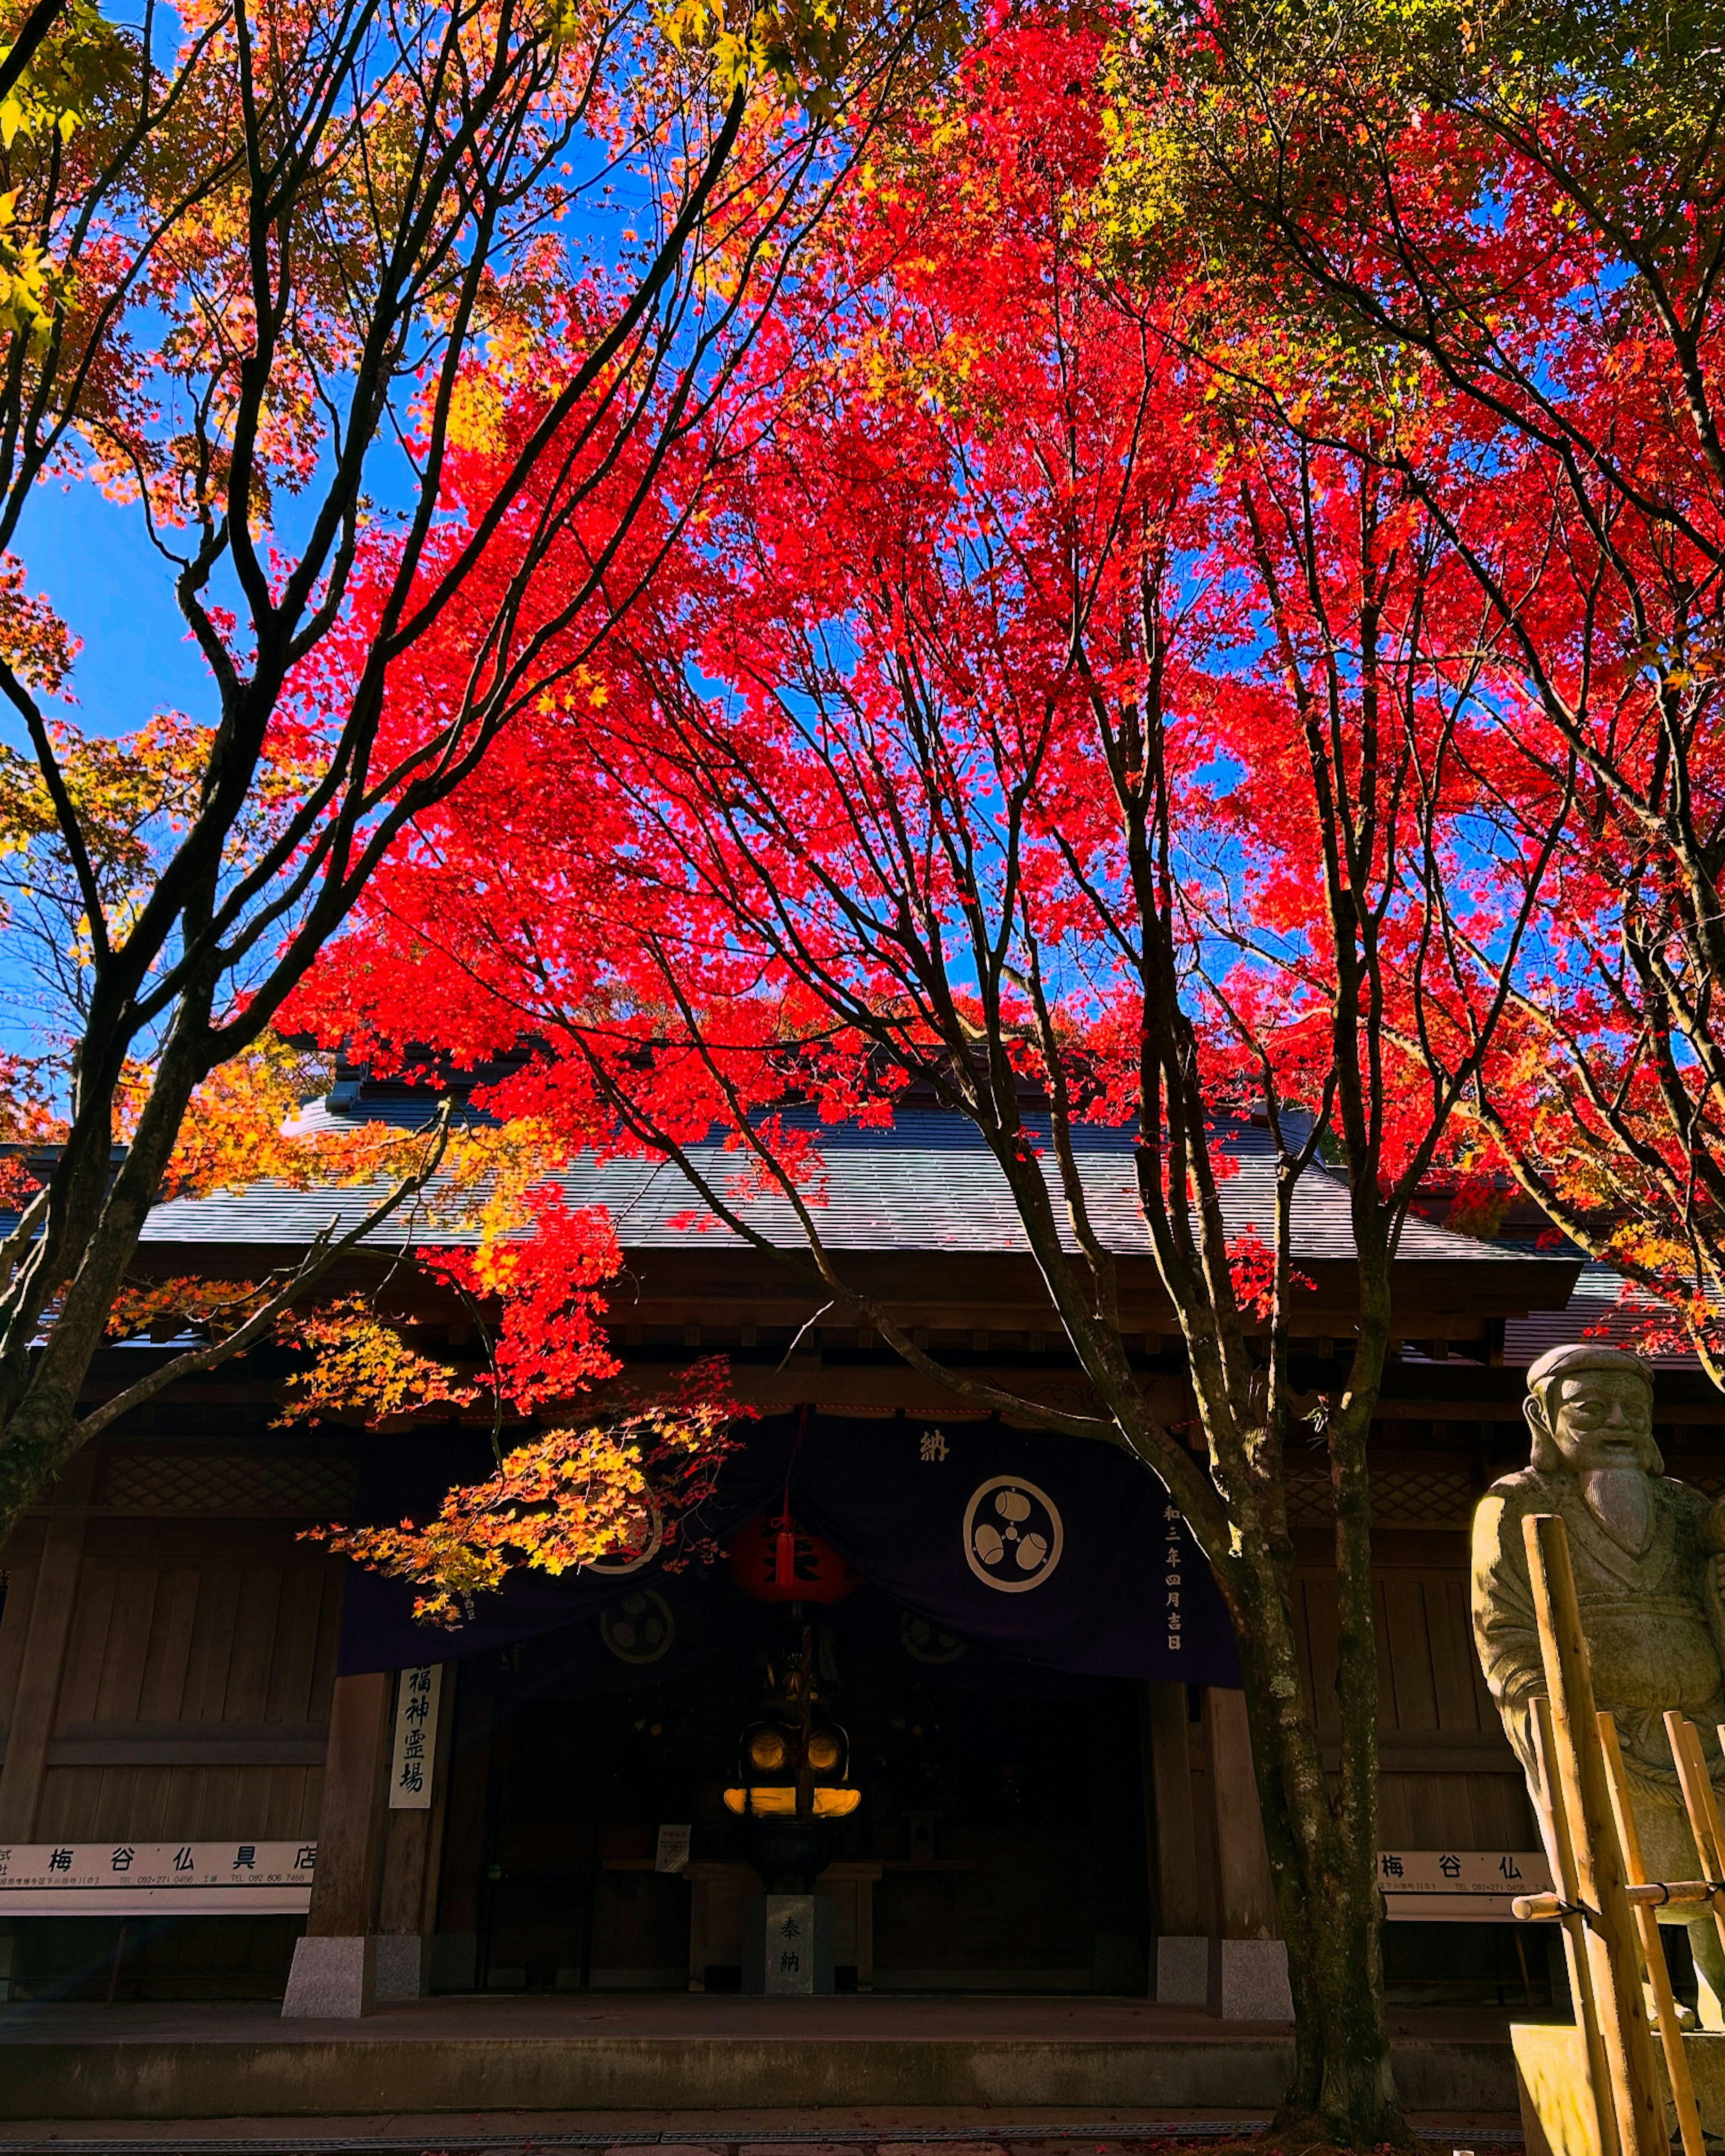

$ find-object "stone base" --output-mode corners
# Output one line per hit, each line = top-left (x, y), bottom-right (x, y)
(1513, 2021), (1725, 2156)
(0, 2000), (1521, 2119)
(1156, 1935), (1209, 2006)
(1210, 1937), (1293, 2022)
(374, 1933), (429, 2002)
(740, 1894), (836, 1994)
(281, 1934), (376, 2019)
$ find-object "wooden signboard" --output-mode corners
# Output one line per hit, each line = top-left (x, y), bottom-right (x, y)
(1378, 1848), (1552, 1920)
(0, 1839), (316, 1913)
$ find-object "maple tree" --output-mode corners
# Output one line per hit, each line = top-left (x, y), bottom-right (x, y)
(279, 18), (1579, 2136)
(309, 1360), (743, 1624)
(0, 0), (955, 1546)
(60, 1030), (742, 1605)
(1101, 0), (1725, 1372)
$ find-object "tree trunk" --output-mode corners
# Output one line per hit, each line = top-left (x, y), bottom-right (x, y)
(1228, 1513), (1402, 2145)
(0, 1029), (210, 1542)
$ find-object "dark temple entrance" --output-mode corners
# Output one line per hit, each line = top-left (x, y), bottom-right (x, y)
(455, 1587), (1152, 1995)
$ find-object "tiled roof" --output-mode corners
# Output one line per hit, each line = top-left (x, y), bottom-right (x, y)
(1504, 1259), (1698, 1369)
(140, 1097), (1573, 1283)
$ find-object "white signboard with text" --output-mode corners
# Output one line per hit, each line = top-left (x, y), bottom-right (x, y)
(389, 1664), (442, 1810)
(1378, 1849), (1551, 1922)
(0, 1840), (315, 1913)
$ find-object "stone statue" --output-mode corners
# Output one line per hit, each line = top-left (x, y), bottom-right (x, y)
(1471, 1342), (1725, 2024)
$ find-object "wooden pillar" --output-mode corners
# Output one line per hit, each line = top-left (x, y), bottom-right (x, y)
(0, 1450), (97, 1841)
(281, 1669), (394, 2016)
(1141, 1680), (1207, 2003)
(375, 1666), (457, 2000)
(430, 1653), (495, 1993)
(1205, 1686), (1293, 2020)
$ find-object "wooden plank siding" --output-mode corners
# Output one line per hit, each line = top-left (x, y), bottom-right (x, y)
(0, 1518), (46, 1736)
(1, 1456), (349, 1845)
(54, 1526), (343, 1733)
(32, 1761), (325, 1841)
(1292, 1561), (1535, 1855)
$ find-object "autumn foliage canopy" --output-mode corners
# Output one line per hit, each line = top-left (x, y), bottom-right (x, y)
(286, 1), (1691, 1344)
(4, 0), (1718, 2126)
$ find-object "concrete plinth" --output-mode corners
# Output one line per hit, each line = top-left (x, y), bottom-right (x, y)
(1210, 1938), (1293, 2022)
(281, 1935), (376, 2019)
(375, 1933), (429, 2002)
(743, 1896), (836, 1996)
(1155, 1935), (1208, 2006)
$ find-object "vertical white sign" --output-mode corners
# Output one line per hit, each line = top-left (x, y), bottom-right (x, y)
(655, 1824), (691, 1873)
(388, 1665), (442, 1810)
(763, 1893), (815, 1995)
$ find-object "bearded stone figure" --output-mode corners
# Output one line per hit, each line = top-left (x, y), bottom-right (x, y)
(1471, 1343), (1725, 2024)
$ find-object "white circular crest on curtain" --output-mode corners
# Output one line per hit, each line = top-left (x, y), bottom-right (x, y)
(600, 1590), (676, 1662)
(586, 1496), (665, 1576)
(962, 1476), (1064, 1592)
(900, 1609), (969, 1662)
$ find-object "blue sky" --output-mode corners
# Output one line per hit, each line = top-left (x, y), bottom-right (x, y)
(0, 483), (217, 1064)
(16, 478), (210, 733)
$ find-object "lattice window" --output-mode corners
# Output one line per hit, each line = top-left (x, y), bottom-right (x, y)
(1285, 1473), (1335, 1521)
(1283, 1465), (1474, 1526)
(1371, 1467), (1474, 1527)
(100, 1450), (357, 1515)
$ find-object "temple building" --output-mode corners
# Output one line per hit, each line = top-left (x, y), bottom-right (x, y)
(1, 1065), (1716, 2039)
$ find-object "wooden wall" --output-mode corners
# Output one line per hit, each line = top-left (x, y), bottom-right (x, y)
(0, 1439), (352, 1845)
(1292, 1565), (1535, 1851)
(1288, 1448), (1536, 1855)
(0, 1517), (45, 1749)
(3, 1433), (1535, 1902)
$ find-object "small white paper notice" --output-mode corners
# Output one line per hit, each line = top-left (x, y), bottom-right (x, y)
(655, 1823), (691, 1873)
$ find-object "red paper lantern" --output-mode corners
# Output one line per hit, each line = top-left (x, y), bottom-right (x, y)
(725, 1509), (862, 1604)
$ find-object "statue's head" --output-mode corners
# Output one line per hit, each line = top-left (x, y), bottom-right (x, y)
(1524, 1343), (1661, 1477)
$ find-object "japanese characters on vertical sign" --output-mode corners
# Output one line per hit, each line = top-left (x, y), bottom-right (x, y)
(389, 1664), (442, 1810)
(763, 1893), (816, 1995)
(1163, 1503), (1185, 1657)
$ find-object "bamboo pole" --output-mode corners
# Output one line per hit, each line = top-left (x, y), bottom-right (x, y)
(1597, 1710), (1705, 2156)
(1667, 1712), (1725, 1969)
(1532, 1694), (1619, 2156)
(1515, 1878), (1718, 1918)
(1525, 1514), (1667, 2156)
